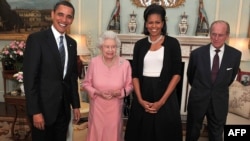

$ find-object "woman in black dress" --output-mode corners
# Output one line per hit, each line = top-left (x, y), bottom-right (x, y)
(124, 4), (183, 141)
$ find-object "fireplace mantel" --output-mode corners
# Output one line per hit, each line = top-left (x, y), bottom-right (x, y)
(118, 34), (211, 60)
(117, 34), (211, 119)
(118, 34), (210, 45)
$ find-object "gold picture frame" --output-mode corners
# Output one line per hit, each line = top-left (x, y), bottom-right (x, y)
(131, 0), (185, 8)
(0, 0), (69, 40)
(0, 34), (28, 41)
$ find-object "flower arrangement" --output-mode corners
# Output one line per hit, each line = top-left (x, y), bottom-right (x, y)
(13, 71), (23, 83)
(0, 40), (26, 71)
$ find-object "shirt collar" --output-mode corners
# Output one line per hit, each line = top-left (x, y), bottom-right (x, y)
(51, 25), (65, 40)
(210, 44), (225, 53)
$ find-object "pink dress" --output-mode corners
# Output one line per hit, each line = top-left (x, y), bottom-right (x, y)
(82, 55), (133, 141)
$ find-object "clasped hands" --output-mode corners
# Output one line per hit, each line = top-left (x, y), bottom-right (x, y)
(141, 100), (161, 114)
(96, 89), (121, 100)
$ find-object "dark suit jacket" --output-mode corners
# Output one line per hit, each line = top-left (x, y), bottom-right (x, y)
(187, 43), (241, 121)
(23, 28), (80, 125)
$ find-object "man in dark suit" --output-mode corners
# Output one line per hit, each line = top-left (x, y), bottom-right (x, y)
(23, 1), (80, 141)
(185, 20), (241, 141)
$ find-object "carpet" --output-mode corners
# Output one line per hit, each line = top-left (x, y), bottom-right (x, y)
(73, 122), (88, 141)
(1, 117), (208, 141)
(0, 116), (31, 141)
(0, 116), (87, 141)
(72, 122), (209, 141)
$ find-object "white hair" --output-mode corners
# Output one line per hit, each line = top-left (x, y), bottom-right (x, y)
(97, 30), (121, 49)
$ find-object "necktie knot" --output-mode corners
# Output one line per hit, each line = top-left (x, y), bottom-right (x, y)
(215, 49), (220, 54)
(60, 35), (63, 41)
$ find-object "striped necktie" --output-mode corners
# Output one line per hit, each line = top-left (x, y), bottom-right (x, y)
(59, 36), (65, 68)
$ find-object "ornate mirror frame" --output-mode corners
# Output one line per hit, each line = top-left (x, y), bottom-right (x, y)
(131, 0), (185, 8)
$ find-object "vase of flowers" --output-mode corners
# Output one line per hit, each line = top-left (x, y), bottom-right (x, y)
(13, 71), (25, 96)
(0, 40), (26, 71)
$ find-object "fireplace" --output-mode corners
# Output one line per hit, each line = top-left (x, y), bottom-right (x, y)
(118, 34), (211, 120)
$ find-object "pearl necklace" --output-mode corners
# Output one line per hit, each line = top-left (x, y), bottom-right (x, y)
(148, 35), (163, 44)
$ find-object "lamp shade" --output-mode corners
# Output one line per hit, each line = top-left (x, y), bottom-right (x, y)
(69, 34), (90, 55)
(229, 38), (250, 61)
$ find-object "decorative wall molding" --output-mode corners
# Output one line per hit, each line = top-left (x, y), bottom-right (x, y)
(130, 0), (186, 8)
(236, 0), (243, 37)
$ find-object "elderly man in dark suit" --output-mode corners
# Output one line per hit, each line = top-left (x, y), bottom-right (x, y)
(185, 20), (241, 141)
(23, 1), (80, 141)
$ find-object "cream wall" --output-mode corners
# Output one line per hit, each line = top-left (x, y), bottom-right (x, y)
(0, 0), (249, 102)
(70, 0), (250, 39)
(70, 0), (250, 68)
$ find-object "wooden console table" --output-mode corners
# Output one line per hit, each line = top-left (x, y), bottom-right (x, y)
(4, 93), (31, 140)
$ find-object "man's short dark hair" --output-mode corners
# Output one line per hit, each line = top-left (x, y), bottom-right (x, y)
(53, 1), (75, 17)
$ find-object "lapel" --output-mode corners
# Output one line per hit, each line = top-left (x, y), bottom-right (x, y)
(45, 29), (64, 76)
(214, 45), (231, 84)
(201, 45), (213, 84)
(65, 35), (74, 77)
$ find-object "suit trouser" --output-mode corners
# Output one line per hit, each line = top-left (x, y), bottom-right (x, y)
(186, 100), (224, 141)
(30, 104), (70, 141)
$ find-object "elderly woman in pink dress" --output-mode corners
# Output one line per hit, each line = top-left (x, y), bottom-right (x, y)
(82, 30), (133, 141)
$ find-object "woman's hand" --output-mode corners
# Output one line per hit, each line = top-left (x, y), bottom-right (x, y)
(146, 103), (158, 114)
(147, 101), (163, 114)
(95, 90), (113, 100)
(110, 89), (121, 97)
(139, 99), (164, 114)
(95, 89), (122, 100)
(138, 99), (156, 114)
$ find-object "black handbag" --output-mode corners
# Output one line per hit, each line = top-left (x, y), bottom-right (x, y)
(123, 89), (130, 117)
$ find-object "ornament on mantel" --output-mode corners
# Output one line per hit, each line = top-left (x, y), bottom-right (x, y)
(107, 0), (120, 33)
(195, 0), (209, 36)
(179, 12), (188, 36)
(128, 11), (137, 33)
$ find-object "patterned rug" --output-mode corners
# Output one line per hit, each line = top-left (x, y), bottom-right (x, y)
(1, 117), (207, 141)
(0, 116), (87, 141)
(0, 116), (31, 141)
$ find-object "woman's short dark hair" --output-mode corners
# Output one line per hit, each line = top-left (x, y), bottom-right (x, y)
(53, 1), (75, 17)
(143, 4), (167, 35)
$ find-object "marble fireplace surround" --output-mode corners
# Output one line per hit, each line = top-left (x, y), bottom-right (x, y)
(117, 34), (211, 119)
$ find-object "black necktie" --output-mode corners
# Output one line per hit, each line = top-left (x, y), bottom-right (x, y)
(59, 36), (65, 68)
(211, 49), (220, 83)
